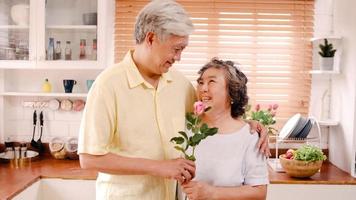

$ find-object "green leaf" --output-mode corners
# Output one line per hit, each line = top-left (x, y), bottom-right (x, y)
(187, 123), (192, 130)
(192, 134), (204, 145)
(205, 127), (218, 136)
(186, 113), (195, 124)
(192, 127), (200, 134)
(174, 146), (185, 153)
(200, 123), (209, 133)
(187, 136), (193, 146)
(178, 131), (188, 140)
(170, 137), (184, 144)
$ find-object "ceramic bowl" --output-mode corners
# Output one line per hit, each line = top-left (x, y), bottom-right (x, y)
(82, 12), (97, 25)
(279, 154), (323, 178)
(11, 4), (30, 26)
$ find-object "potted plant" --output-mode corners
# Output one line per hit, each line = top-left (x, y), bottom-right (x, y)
(318, 39), (337, 71)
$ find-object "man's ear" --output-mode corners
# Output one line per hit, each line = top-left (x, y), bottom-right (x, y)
(145, 32), (156, 47)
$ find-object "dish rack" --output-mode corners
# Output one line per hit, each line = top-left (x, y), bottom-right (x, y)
(268, 117), (322, 172)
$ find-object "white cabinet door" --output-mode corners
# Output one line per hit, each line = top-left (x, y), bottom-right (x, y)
(0, 0), (108, 69)
(0, 0), (36, 68)
(13, 179), (96, 200)
(12, 181), (41, 200)
(267, 184), (356, 200)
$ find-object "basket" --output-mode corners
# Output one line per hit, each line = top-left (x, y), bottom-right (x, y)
(279, 154), (323, 178)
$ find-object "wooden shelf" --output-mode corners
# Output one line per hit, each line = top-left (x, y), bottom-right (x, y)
(309, 70), (340, 75)
(317, 120), (339, 126)
(0, 92), (87, 98)
(46, 25), (97, 30)
(0, 60), (104, 70)
(311, 36), (342, 42)
(0, 25), (29, 30)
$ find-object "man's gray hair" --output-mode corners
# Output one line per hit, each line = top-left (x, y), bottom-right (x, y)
(134, 0), (194, 44)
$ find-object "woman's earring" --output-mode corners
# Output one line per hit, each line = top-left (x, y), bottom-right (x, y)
(231, 101), (234, 104)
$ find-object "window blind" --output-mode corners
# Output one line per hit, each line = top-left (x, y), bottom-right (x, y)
(115, 0), (314, 124)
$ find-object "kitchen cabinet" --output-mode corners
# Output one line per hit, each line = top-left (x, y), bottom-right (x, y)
(0, 0), (111, 70)
(0, 0), (115, 143)
(267, 184), (356, 200)
(12, 179), (95, 200)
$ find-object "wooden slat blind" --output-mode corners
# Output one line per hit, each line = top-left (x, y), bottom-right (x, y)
(115, 0), (314, 124)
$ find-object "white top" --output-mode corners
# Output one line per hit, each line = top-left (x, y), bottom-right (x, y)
(194, 124), (269, 186)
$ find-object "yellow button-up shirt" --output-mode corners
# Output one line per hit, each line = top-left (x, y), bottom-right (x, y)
(78, 50), (196, 200)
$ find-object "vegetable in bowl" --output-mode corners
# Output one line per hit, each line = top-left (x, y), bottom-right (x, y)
(279, 145), (327, 178)
(293, 145), (327, 162)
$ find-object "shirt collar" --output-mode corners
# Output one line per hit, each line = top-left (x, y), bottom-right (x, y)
(124, 50), (173, 89)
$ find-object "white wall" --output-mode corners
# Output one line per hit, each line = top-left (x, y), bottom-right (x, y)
(329, 0), (356, 175)
(311, 0), (356, 174)
(2, 69), (100, 143)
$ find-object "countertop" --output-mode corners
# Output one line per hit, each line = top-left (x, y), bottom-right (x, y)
(1, 157), (356, 200)
(0, 157), (97, 200)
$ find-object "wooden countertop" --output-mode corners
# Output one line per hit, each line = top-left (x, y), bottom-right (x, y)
(1, 158), (356, 200)
(0, 157), (97, 200)
(269, 161), (356, 185)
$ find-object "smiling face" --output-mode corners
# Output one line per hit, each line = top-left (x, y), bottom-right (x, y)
(149, 34), (189, 75)
(197, 67), (231, 112)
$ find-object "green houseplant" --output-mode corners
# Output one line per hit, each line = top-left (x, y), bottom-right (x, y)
(318, 39), (337, 70)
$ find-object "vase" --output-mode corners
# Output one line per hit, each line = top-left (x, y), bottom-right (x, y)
(320, 57), (334, 71)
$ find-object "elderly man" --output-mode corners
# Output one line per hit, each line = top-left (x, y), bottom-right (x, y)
(78, 1), (269, 199)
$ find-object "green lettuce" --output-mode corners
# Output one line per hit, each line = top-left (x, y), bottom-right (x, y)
(294, 145), (327, 162)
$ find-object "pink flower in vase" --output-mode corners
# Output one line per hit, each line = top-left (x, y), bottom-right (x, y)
(255, 104), (260, 111)
(272, 104), (279, 110)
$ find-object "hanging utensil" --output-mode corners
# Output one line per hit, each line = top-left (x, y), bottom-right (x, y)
(30, 110), (37, 148)
(36, 111), (44, 152)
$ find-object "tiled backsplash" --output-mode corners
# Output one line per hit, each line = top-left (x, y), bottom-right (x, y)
(4, 96), (83, 143)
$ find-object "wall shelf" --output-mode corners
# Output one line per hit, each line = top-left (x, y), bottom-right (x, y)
(46, 25), (97, 30)
(311, 36), (342, 42)
(318, 120), (339, 126)
(0, 92), (87, 98)
(309, 70), (340, 75)
(0, 60), (105, 70)
(0, 25), (29, 29)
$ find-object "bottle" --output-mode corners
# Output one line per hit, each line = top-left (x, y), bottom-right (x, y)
(55, 41), (62, 60)
(47, 38), (55, 60)
(5, 147), (14, 159)
(42, 78), (52, 93)
(14, 146), (20, 159)
(79, 39), (86, 60)
(92, 39), (97, 60)
(65, 41), (72, 60)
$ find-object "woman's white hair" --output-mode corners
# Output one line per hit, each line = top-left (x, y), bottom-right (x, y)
(134, 0), (194, 44)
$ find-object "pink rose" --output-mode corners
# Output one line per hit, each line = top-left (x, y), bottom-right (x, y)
(255, 104), (260, 111)
(194, 101), (205, 115)
(272, 103), (279, 110)
(271, 111), (276, 117)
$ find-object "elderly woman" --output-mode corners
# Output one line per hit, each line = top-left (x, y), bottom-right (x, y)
(182, 58), (269, 200)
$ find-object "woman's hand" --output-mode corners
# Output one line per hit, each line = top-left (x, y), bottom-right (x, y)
(182, 181), (215, 200)
(246, 120), (271, 156)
